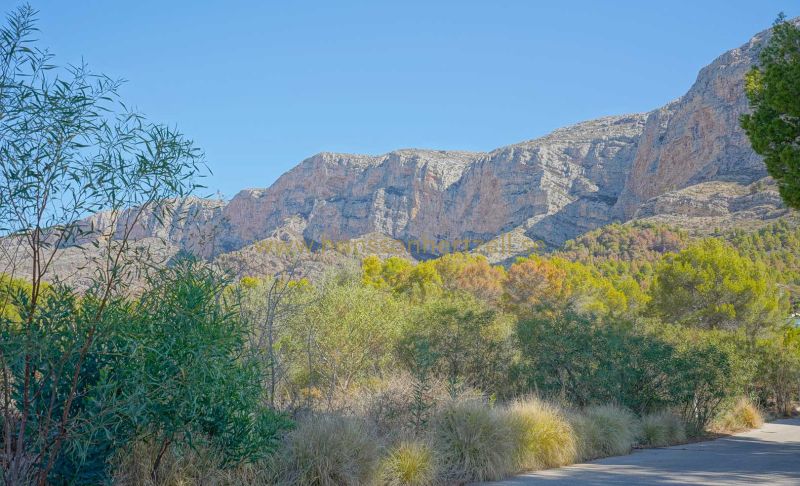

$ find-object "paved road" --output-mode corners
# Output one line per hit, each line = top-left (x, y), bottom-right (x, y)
(484, 418), (800, 485)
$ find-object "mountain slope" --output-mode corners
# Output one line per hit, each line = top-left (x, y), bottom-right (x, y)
(615, 26), (769, 217)
(4, 19), (798, 285)
(202, 20), (790, 255)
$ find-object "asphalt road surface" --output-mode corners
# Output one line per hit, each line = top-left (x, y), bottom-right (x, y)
(484, 418), (800, 486)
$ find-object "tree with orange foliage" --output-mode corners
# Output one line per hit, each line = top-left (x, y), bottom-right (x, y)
(503, 256), (569, 313)
(433, 253), (506, 303)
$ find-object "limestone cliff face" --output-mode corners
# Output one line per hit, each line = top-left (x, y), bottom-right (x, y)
(215, 150), (483, 253)
(614, 25), (773, 218)
(189, 115), (645, 253)
(445, 115), (646, 247)
(36, 20), (798, 280)
(211, 115), (645, 253)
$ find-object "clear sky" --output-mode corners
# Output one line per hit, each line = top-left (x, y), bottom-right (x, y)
(30, 0), (800, 198)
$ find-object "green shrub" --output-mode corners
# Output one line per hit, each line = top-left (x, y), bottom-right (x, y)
(663, 327), (756, 435)
(516, 311), (682, 414)
(270, 415), (380, 485)
(506, 398), (577, 470)
(399, 295), (516, 398)
(378, 441), (438, 486)
(118, 260), (291, 482)
(755, 329), (800, 417)
(432, 400), (516, 482)
(571, 405), (639, 461)
(639, 411), (686, 447)
(712, 398), (764, 433)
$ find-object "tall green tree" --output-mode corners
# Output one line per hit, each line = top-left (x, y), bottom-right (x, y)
(741, 14), (800, 208)
(648, 239), (788, 339)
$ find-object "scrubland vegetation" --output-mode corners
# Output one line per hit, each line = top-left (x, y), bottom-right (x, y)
(3, 226), (787, 483)
(0, 4), (796, 485)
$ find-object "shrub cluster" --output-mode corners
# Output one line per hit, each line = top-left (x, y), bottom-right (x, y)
(14, 239), (769, 483)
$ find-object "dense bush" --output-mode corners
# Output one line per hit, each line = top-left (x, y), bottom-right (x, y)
(662, 327), (755, 435)
(4, 288), (134, 484)
(117, 261), (291, 481)
(0, 261), (292, 484)
(516, 311), (681, 413)
(398, 295), (516, 398)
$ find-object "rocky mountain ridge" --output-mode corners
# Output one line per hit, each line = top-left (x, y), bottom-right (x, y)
(6, 19), (798, 285)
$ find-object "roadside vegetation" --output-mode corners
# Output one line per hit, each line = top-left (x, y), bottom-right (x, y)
(0, 5), (796, 485)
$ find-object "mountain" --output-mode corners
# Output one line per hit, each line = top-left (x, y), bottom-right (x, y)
(4, 20), (798, 286)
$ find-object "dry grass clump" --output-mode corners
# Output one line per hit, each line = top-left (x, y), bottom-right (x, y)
(506, 397), (577, 470)
(377, 440), (439, 486)
(570, 404), (639, 461)
(116, 399), (685, 485)
(351, 374), (439, 439)
(269, 415), (380, 485)
(343, 373), (480, 441)
(113, 440), (264, 486)
(639, 411), (687, 447)
(712, 398), (764, 433)
(432, 400), (516, 482)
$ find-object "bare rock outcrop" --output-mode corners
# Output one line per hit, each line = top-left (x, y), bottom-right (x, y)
(633, 178), (792, 233)
(614, 25), (775, 217)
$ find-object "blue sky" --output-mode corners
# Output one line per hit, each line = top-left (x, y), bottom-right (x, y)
(30, 1), (800, 198)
